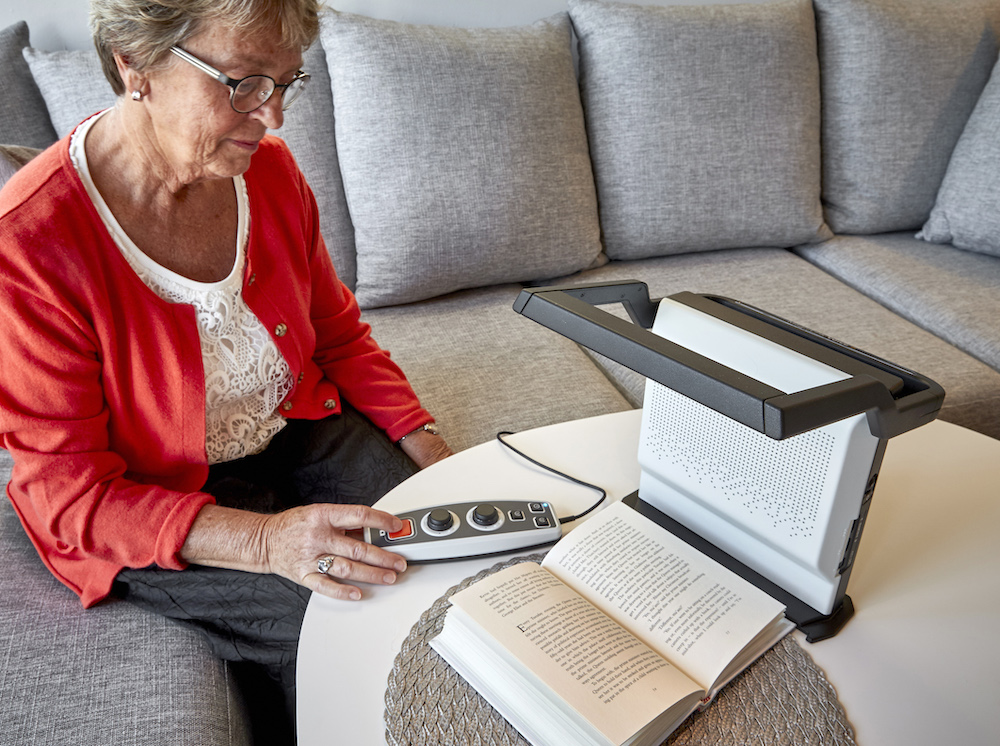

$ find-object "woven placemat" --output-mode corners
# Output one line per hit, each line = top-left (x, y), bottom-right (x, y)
(385, 555), (856, 746)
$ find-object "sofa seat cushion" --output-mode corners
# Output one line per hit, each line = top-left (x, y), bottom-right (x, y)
(796, 233), (1000, 376)
(555, 247), (1000, 441)
(919, 54), (1000, 258)
(814, 0), (1000, 234)
(360, 284), (631, 452)
(568, 0), (830, 261)
(0, 483), (250, 746)
(0, 22), (58, 149)
(323, 12), (604, 309)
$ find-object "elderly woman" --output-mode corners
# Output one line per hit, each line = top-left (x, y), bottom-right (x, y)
(0, 0), (452, 740)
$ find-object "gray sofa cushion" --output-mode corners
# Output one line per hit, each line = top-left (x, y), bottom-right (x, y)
(555, 247), (1000, 442)
(918, 55), (1000, 257)
(814, 0), (1000, 234)
(323, 11), (604, 309)
(274, 39), (359, 290)
(0, 22), (58, 149)
(360, 284), (632, 452)
(796, 233), (1000, 376)
(22, 47), (116, 138)
(0, 479), (251, 745)
(568, 0), (830, 261)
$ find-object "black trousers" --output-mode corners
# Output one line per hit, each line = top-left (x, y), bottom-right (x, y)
(113, 405), (419, 744)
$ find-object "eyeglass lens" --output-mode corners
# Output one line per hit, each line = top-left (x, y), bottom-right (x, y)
(232, 75), (307, 113)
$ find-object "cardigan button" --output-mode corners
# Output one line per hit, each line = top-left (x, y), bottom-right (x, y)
(275, 323), (288, 337)
(324, 398), (337, 410)
(297, 372), (305, 384)
(281, 401), (294, 412)
(248, 273), (256, 286)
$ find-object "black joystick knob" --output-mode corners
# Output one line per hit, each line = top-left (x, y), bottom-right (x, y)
(473, 504), (499, 526)
(428, 509), (454, 531)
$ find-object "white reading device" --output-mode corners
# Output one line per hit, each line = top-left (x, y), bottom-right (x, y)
(514, 282), (944, 641)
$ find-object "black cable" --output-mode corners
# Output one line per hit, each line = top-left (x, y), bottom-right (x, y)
(495, 431), (607, 525)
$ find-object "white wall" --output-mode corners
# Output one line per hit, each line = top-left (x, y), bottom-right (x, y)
(1, 0), (91, 51)
(2, 0), (772, 52)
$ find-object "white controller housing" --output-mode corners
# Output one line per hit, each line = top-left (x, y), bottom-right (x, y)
(364, 500), (562, 562)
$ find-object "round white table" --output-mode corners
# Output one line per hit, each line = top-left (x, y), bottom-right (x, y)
(297, 410), (1000, 745)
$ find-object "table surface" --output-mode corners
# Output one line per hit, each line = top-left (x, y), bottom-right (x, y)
(297, 410), (1000, 746)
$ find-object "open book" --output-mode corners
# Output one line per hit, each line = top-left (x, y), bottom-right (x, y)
(429, 501), (794, 746)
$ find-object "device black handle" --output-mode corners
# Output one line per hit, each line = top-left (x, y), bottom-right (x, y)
(515, 280), (660, 329)
(513, 283), (943, 439)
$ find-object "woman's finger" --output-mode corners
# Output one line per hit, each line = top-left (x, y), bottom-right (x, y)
(300, 551), (403, 600)
(314, 541), (405, 579)
(318, 502), (403, 534)
(299, 570), (363, 601)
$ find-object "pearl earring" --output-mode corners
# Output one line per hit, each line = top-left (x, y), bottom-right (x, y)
(131, 90), (142, 101)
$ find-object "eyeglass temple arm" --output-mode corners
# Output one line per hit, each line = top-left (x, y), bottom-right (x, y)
(169, 46), (230, 85)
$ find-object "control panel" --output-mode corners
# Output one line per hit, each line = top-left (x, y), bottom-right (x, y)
(364, 500), (562, 562)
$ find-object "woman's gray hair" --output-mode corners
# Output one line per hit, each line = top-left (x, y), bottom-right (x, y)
(91, 0), (321, 96)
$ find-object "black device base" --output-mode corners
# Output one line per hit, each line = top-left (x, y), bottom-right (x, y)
(622, 492), (854, 642)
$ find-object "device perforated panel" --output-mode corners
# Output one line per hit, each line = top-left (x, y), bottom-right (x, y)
(643, 383), (836, 540)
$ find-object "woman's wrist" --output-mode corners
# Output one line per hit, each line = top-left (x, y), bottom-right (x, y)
(398, 427), (453, 469)
(180, 504), (270, 573)
(397, 422), (440, 443)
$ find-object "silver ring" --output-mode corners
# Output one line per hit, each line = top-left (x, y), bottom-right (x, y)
(317, 556), (336, 575)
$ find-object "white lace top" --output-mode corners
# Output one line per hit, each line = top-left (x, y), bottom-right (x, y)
(71, 111), (293, 464)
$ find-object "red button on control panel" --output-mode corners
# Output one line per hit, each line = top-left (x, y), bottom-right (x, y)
(387, 518), (415, 541)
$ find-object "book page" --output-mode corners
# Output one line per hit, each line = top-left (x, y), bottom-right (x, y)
(440, 561), (704, 746)
(542, 502), (787, 691)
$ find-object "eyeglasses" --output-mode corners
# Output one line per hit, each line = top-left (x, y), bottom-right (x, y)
(169, 46), (309, 113)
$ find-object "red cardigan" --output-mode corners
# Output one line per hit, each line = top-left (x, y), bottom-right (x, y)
(0, 135), (431, 607)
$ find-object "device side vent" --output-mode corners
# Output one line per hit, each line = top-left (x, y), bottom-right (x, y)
(643, 383), (836, 539)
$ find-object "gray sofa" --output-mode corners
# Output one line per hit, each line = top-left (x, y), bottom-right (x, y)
(2, 0), (999, 742)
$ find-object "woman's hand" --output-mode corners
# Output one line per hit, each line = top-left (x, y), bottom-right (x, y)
(261, 503), (408, 601)
(181, 503), (407, 601)
(399, 428), (453, 469)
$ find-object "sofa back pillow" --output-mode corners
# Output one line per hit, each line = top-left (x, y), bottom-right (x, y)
(322, 11), (604, 309)
(568, 0), (830, 262)
(918, 54), (1000, 257)
(814, 0), (1000, 235)
(271, 38), (359, 290)
(23, 48), (116, 138)
(0, 22), (58, 149)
